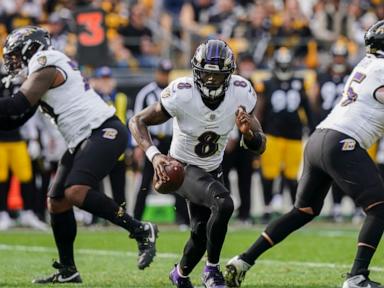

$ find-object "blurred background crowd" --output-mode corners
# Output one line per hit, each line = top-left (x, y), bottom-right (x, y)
(1, 0), (384, 231)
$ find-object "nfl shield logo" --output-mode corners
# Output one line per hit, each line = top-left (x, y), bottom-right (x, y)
(37, 56), (47, 66)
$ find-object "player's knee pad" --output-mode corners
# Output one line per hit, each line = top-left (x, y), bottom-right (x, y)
(190, 220), (207, 244)
(207, 181), (234, 217)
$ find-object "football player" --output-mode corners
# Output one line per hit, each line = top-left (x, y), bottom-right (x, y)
(0, 26), (158, 283)
(256, 47), (314, 221)
(225, 20), (384, 288)
(129, 39), (266, 288)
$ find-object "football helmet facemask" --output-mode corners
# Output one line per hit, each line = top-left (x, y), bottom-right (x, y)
(365, 20), (384, 56)
(273, 47), (293, 81)
(191, 40), (235, 102)
(3, 26), (51, 76)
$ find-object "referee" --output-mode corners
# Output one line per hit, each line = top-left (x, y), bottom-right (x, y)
(133, 59), (189, 226)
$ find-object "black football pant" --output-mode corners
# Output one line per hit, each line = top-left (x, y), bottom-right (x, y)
(175, 165), (234, 275)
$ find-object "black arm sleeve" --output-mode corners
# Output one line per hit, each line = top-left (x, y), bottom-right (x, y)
(0, 91), (37, 130)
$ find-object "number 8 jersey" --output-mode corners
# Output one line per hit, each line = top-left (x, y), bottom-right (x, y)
(318, 54), (384, 149)
(28, 49), (115, 150)
(161, 75), (256, 172)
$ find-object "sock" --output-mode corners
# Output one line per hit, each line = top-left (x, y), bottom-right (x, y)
(262, 178), (274, 206)
(0, 182), (9, 211)
(241, 208), (315, 265)
(177, 265), (189, 278)
(206, 261), (219, 267)
(241, 236), (272, 265)
(81, 188), (143, 235)
(350, 206), (384, 275)
(20, 182), (35, 210)
(51, 209), (76, 267)
(350, 245), (375, 275)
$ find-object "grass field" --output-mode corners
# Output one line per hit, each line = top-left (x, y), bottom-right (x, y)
(1, 223), (384, 288)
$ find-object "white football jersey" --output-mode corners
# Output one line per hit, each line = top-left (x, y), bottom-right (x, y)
(318, 54), (384, 149)
(161, 75), (256, 171)
(28, 50), (115, 149)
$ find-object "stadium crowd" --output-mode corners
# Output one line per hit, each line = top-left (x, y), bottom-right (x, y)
(0, 0), (384, 230)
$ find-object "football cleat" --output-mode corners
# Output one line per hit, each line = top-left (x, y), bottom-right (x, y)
(32, 261), (82, 284)
(202, 265), (226, 288)
(131, 222), (159, 270)
(169, 265), (194, 288)
(342, 270), (384, 288)
(224, 256), (251, 287)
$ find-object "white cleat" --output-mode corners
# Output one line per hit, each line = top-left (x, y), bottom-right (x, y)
(19, 210), (48, 231)
(224, 256), (251, 288)
(0, 211), (14, 231)
(342, 272), (384, 288)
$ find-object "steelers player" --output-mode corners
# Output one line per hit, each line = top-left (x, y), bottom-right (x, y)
(257, 47), (314, 221)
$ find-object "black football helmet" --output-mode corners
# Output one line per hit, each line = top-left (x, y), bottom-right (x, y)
(191, 40), (235, 102)
(365, 20), (384, 55)
(3, 26), (51, 75)
(272, 47), (293, 81)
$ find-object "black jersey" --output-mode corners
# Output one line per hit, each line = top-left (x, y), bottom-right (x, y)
(0, 77), (21, 142)
(316, 71), (350, 124)
(258, 77), (313, 140)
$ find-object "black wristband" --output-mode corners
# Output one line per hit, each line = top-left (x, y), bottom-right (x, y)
(242, 132), (264, 153)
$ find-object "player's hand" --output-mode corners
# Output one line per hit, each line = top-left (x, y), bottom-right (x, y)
(235, 106), (253, 140)
(152, 154), (170, 184)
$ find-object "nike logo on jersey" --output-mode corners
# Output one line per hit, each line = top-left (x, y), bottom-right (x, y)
(217, 172), (223, 178)
(57, 272), (80, 283)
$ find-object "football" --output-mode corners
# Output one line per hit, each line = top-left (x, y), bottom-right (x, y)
(153, 158), (185, 194)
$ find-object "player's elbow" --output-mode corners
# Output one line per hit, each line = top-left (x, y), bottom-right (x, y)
(128, 114), (142, 133)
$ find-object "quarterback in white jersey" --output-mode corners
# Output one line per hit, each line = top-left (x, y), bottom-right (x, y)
(130, 40), (266, 288)
(224, 21), (384, 288)
(0, 26), (158, 283)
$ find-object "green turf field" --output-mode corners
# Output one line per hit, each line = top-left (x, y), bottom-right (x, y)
(1, 223), (383, 287)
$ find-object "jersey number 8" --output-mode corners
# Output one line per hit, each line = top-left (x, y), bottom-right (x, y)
(195, 131), (220, 158)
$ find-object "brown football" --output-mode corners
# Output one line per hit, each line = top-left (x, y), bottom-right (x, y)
(153, 159), (185, 194)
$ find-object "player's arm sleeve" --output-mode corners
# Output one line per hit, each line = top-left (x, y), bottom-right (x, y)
(0, 92), (38, 130)
(159, 82), (178, 118)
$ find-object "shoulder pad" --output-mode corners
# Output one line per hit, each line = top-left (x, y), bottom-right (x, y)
(28, 50), (66, 75)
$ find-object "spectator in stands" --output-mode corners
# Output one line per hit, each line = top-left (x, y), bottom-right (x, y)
(90, 66), (129, 207)
(310, 0), (354, 49)
(206, 0), (245, 39)
(46, 11), (72, 54)
(132, 59), (189, 227)
(239, 3), (271, 67)
(2, 0), (40, 33)
(272, 0), (312, 63)
(117, 2), (160, 68)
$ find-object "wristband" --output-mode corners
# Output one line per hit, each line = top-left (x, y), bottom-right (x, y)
(145, 145), (161, 162)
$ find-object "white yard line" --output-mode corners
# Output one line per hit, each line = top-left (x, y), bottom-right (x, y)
(1, 243), (383, 272)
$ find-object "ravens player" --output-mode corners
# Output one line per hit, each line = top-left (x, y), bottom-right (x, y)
(0, 26), (158, 283)
(129, 40), (266, 288)
(225, 20), (384, 288)
(256, 47), (314, 221)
